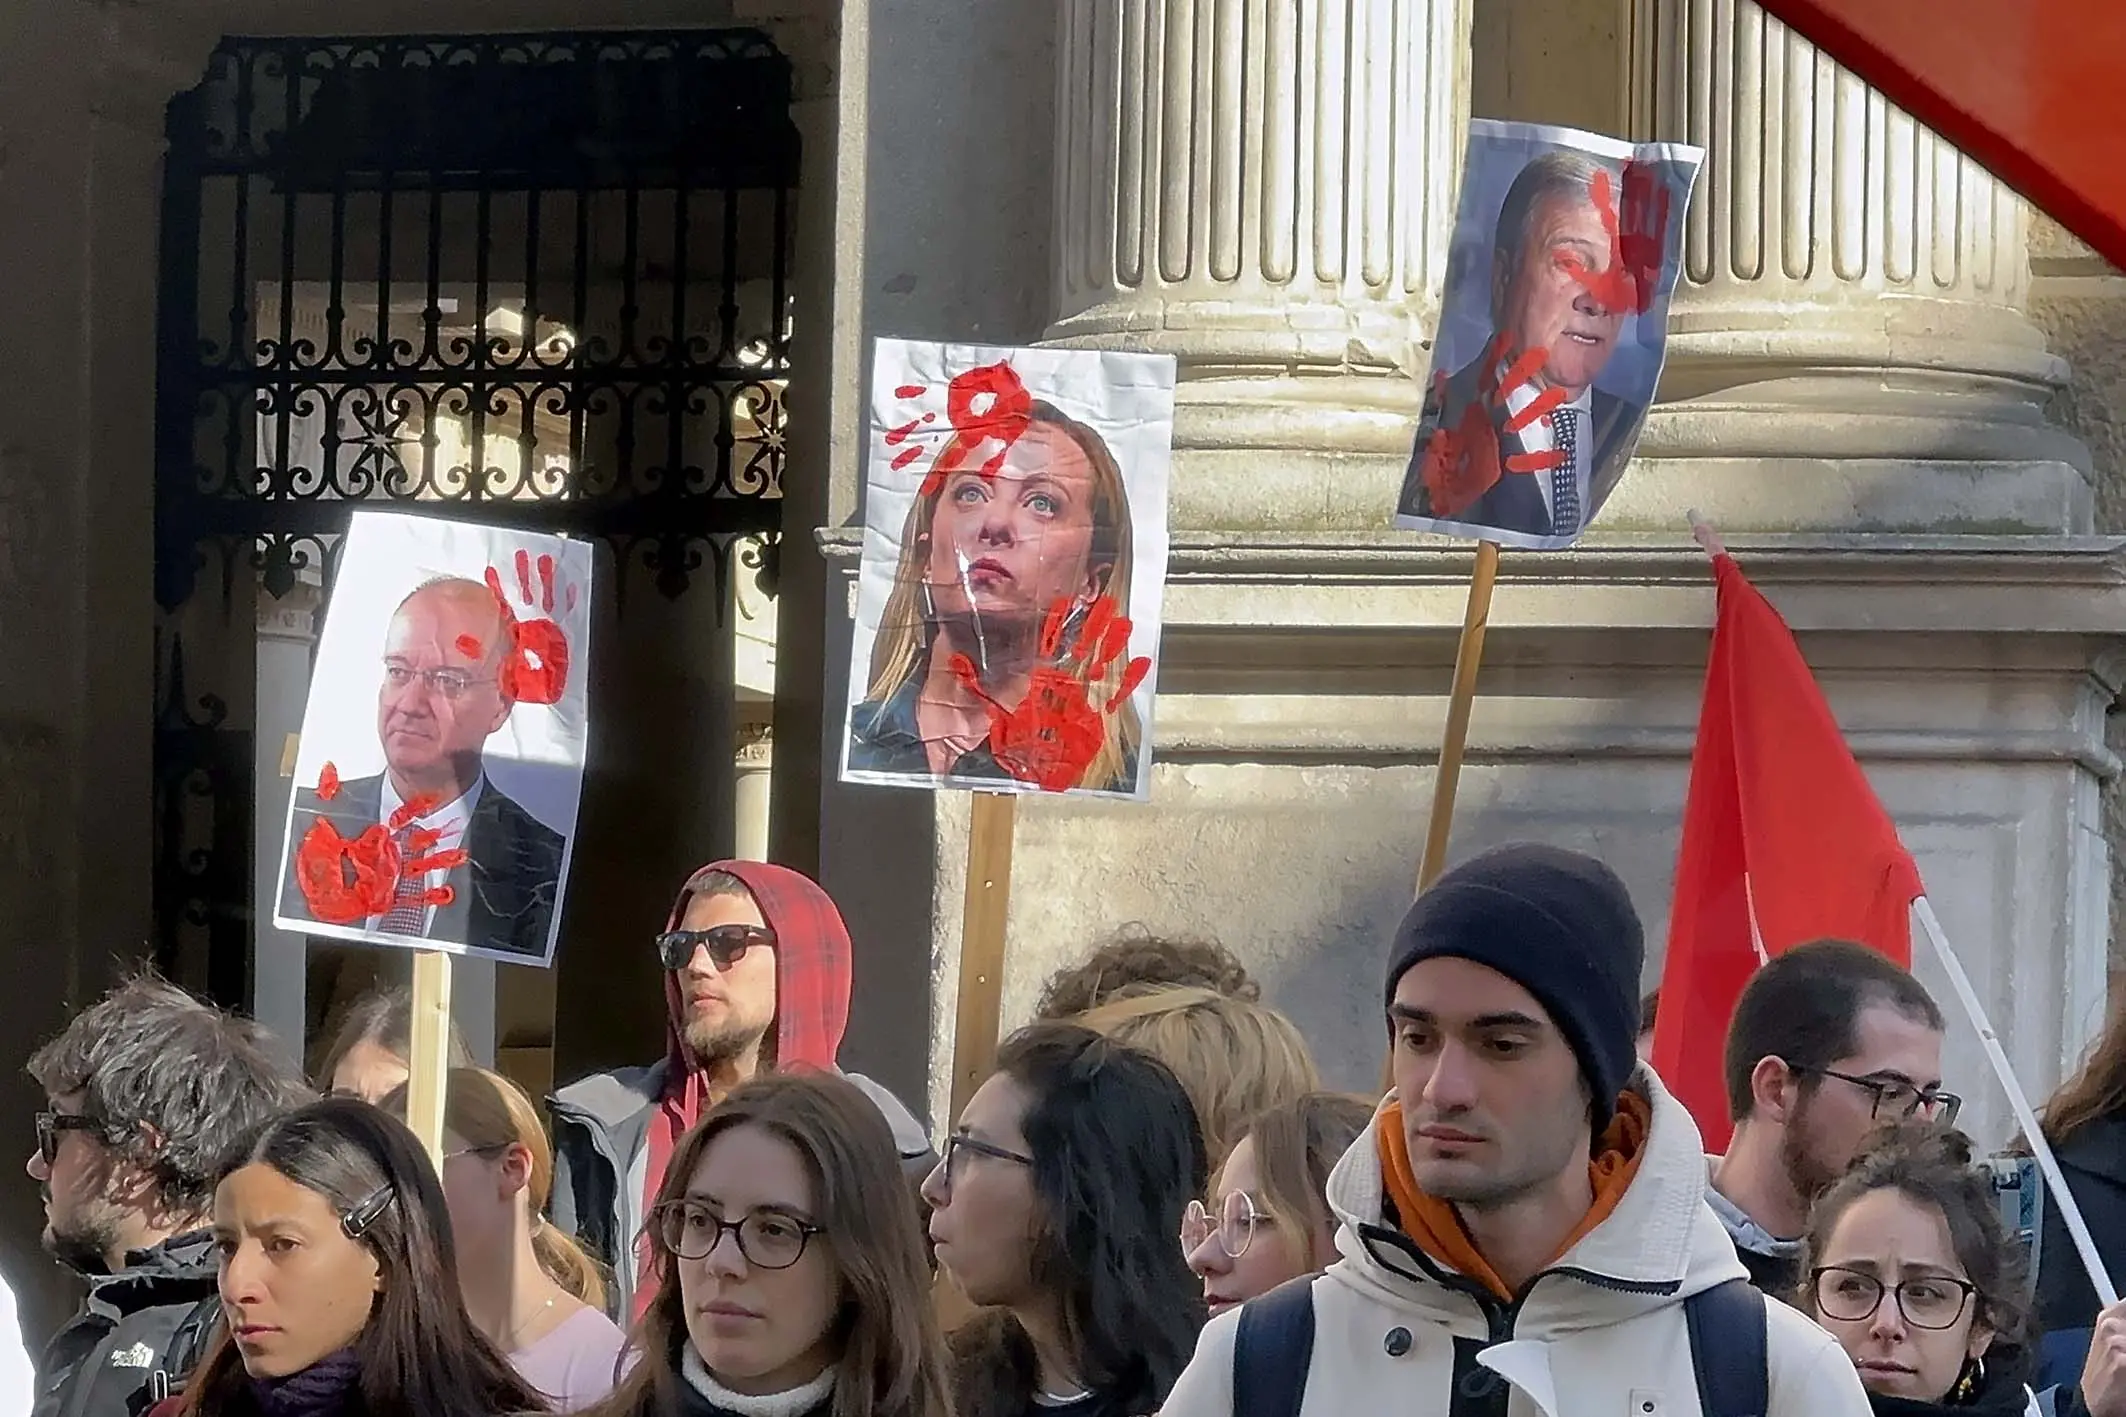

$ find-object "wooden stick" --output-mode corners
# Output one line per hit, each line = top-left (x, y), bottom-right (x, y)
(1417, 540), (1502, 894)
(405, 950), (455, 1166)
(948, 791), (1019, 1127)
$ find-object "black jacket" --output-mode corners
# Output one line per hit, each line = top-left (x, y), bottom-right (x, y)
(280, 771), (563, 960)
(2035, 1117), (2126, 1335)
(31, 1230), (221, 1417)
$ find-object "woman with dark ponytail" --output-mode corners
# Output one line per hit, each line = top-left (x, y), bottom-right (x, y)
(158, 1096), (545, 1417)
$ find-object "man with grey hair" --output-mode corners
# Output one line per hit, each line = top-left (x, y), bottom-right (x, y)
(25, 973), (311, 1417)
(281, 574), (565, 957)
(1400, 148), (1649, 538)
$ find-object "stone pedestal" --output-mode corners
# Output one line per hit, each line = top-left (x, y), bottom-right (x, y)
(1621, 0), (2091, 534)
(1043, 0), (1469, 529)
(735, 726), (774, 863)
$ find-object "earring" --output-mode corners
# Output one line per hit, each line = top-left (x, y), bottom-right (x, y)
(1952, 1357), (1984, 1403)
(919, 581), (936, 622)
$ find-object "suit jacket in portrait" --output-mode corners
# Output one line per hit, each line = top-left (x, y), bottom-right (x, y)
(1397, 349), (1646, 541)
(280, 771), (564, 960)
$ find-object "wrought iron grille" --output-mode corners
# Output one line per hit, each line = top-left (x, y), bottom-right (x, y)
(153, 30), (799, 993)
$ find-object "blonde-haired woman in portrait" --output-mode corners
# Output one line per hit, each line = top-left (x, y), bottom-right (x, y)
(847, 400), (1144, 795)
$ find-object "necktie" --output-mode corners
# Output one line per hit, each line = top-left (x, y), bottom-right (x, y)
(378, 827), (430, 935)
(1550, 407), (1581, 537)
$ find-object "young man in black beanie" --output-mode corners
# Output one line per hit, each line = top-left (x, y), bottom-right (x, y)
(1160, 842), (1870, 1417)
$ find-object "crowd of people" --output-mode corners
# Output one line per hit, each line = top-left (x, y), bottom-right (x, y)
(16, 844), (2126, 1417)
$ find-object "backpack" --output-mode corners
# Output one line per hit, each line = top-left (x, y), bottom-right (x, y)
(1232, 1276), (1767, 1417)
(141, 1293), (223, 1410)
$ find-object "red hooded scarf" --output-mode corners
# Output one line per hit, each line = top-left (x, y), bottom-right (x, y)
(636, 859), (853, 1317)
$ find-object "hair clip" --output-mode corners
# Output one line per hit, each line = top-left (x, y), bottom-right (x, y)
(341, 1184), (395, 1239)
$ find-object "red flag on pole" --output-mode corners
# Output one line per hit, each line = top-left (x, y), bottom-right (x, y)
(1652, 553), (1924, 1150)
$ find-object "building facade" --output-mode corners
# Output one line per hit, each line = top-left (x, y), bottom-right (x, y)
(2, 0), (2124, 1332)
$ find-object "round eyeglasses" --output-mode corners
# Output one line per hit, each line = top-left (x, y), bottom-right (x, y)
(1811, 1266), (1978, 1330)
(1180, 1190), (1273, 1260)
(652, 1200), (823, 1270)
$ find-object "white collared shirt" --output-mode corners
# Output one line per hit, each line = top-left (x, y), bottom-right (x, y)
(1503, 382), (1595, 528)
(370, 774), (484, 935)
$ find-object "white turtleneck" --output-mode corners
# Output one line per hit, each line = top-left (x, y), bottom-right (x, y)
(681, 1344), (837, 1417)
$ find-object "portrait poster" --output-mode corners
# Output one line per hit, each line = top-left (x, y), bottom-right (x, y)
(274, 510), (594, 967)
(840, 338), (1175, 802)
(1394, 120), (1705, 550)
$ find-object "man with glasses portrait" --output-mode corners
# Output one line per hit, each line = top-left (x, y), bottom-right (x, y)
(23, 974), (309, 1417)
(1708, 940), (1956, 1298)
(280, 575), (565, 957)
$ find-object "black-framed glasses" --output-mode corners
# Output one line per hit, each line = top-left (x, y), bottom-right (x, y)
(656, 924), (776, 972)
(651, 1200), (823, 1269)
(36, 1111), (115, 1166)
(382, 664), (494, 701)
(1181, 1191), (1273, 1260)
(939, 1132), (1033, 1186)
(1811, 1266), (1978, 1330)
(1789, 1065), (1962, 1126)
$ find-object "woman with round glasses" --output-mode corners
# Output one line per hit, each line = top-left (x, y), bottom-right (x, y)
(1798, 1124), (2041, 1417)
(1182, 1092), (1373, 1316)
(581, 1071), (950, 1417)
(921, 1022), (1206, 1417)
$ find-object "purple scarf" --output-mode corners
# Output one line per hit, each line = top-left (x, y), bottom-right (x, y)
(248, 1348), (361, 1417)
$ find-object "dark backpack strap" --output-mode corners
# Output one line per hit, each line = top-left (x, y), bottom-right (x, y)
(1232, 1277), (1317, 1417)
(1685, 1279), (1769, 1417)
(146, 1294), (225, 1406)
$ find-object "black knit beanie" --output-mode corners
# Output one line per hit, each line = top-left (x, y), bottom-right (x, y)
(1385, 842), (1646, 1117)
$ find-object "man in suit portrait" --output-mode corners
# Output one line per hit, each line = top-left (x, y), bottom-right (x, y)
(283, 576), (564, 958)
(1399, 148), (1649, 540)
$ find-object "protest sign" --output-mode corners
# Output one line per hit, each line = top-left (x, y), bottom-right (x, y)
(1396, 120), (1702, 550)
(274, 510), (593, 969)
(841, 338), (1175, 802)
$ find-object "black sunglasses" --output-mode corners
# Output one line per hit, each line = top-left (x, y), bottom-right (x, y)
(656, 924), (775, 972)
(36, 1110), (114, 1166)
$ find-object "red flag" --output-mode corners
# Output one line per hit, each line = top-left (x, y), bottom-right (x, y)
(1652, 554), (1924, 1150)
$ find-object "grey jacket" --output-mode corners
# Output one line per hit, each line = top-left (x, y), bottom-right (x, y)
(31, 1231), (220, 1417)
(549, 1059), (935, 1319)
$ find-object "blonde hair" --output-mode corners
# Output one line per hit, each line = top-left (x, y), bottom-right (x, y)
(1240, 1092), (1375, 1270)
(429, 1067), (608, 1309)
(1075, 985), (1321, 1167)
(863, 401), (1142, 794)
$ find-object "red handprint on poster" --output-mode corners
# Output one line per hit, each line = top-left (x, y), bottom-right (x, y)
(293, 765), (469, 926)
(947, 595), (1152, 793)
(483, 548), (578, 705)
(1420, 334), (1570, 518)
(917, 361), (1034, 499)
(1561, 160), (1671, 316)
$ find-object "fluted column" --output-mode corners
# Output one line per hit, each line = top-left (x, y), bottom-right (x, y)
(1626, 0), (2090, 533)
(1045, 0), (1470, 528)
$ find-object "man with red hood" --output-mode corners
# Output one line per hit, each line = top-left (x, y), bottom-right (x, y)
(547, 860), (936, 1319)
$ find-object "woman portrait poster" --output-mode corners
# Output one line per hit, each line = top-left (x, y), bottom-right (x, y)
(841, 339), (1175, 801)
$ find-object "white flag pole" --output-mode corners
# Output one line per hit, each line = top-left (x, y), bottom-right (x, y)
(1913, 895), (2117, 1307)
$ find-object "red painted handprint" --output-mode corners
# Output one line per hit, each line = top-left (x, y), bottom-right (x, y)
(1561, 160), (1670, 316)
(293, 765), (469, 926)
(918, 361), (1034, 499)
(1420, 334), (1569, 518)
(483, 549), (578, 705)
(947, 595), (1152, 793)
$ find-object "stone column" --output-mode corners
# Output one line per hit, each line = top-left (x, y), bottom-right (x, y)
(1044, 0), (1470, 528)
(735, 725), (773, 863)
(1625, 0), (2091, 533)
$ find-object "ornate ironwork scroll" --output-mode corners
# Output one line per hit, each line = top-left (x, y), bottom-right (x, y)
(153, 30), (799, 996)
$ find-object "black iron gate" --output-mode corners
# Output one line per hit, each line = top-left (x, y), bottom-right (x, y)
(154, 31), (799, 1003)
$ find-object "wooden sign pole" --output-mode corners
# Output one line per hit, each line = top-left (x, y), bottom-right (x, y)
(1417, 540), (1502, 894)
(404, 950), (454, 1166)
(947, 791), (1020, 1127)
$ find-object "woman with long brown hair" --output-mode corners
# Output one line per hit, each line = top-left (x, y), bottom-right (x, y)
(155, 1096), (543, 1417)
(2033, 996), (2126, 1381)
(846, 401), (1145, 795)
(580, 1071), (950, 1417)
(384, 1067), (627, 1410)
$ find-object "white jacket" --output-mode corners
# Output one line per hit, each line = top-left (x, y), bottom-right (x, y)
(1161, 1068), (1871, 1417)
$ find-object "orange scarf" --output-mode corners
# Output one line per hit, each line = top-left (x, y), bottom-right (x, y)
(1378, 1091), (1651, 1301)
